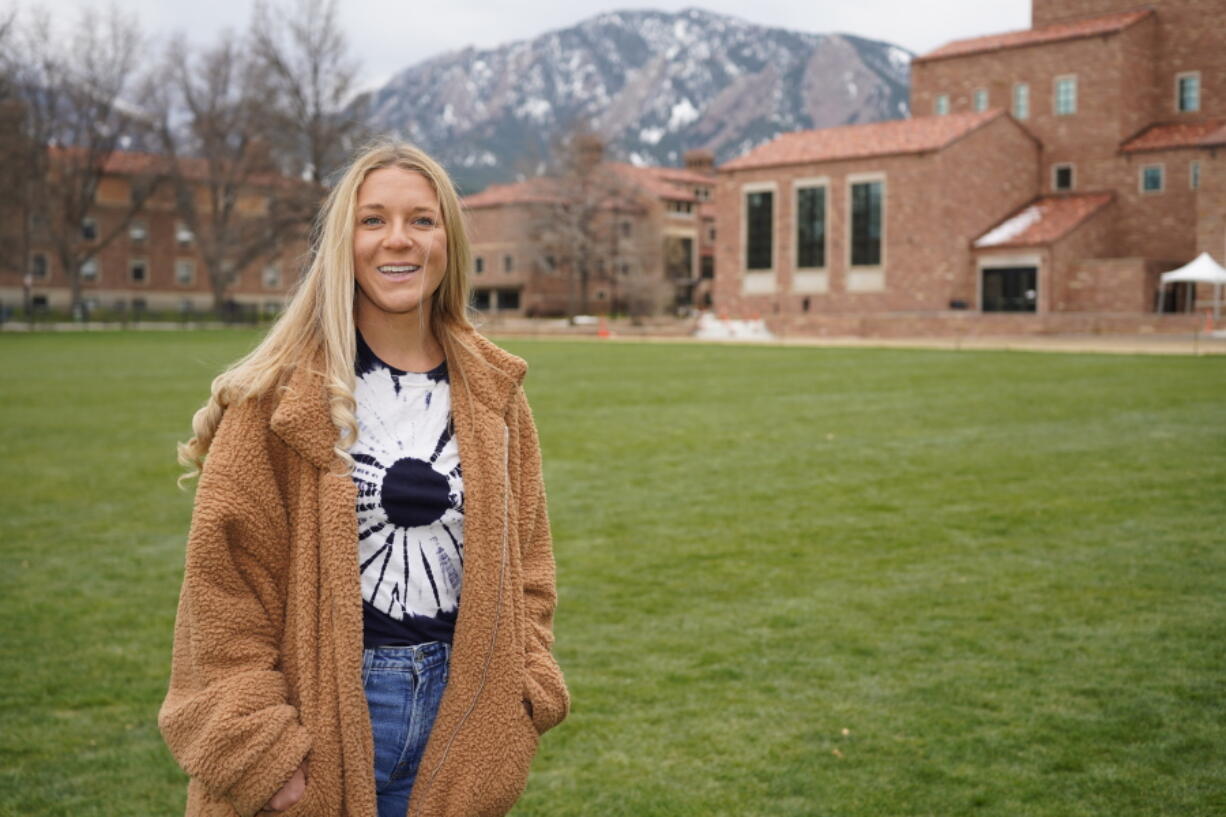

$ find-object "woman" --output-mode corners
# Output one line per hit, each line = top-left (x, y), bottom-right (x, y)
(159, 140), (569, 817)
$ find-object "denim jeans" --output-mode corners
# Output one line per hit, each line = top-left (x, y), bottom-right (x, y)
(362, 641), (451, 817)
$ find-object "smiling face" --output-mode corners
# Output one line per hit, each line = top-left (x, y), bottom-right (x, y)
(352, 165), (448, 327)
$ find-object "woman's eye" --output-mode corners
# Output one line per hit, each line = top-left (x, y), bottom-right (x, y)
(413, 216), (437, 227)
(360, 215), (383, 227)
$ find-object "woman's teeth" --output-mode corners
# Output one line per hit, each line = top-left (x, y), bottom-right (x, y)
(378, 265), (419, 273)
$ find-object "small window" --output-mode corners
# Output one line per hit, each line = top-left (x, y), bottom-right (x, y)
(503, 254), (513, 273)
(129, 259), (148, 284)
(973, 88), (989, 112)
(1176, 72), (1200, 113)
(30, 253), (49, 280)
(1013, 83), (1030, 119)
(262, 263), (281, 289)
(620, 261), (631, 277)
(707, 225), (716, 243)
(472, 289), (491, 310)
(543, 255), (556, 271)
(700, 256), (714, 280)
(934, 94), (950, 115)
(1053, 164), (1074, 191)
(130, 178), (151, 204)
(1140, 164), (1164, 193)
(499, 289), (521, 310)
(82, 217), (98, 241)
(744, 189), (774, 270)
(1190, 161), (1201, 190)
(1054, 76), (1077, 115)
(80, 258), (99, 281)
(175, 259), (195, 286)
(474, 256), (484, 274)
(129, 220), (148, 243)
(620, 220), (632, 238)
(176, 222), (194, 247)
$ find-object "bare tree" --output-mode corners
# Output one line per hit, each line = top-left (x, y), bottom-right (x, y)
(150, 35), (312, 315)
(249, 0), (369, 186)
(0, 10), (31, 283)
(532, 128), (650, 316)
(7, 7), (161, 314)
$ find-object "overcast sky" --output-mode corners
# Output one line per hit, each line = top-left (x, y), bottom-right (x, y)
(22, 0), (1032, 90)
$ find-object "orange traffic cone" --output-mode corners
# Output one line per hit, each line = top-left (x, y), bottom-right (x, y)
(598, 315), (611, 338)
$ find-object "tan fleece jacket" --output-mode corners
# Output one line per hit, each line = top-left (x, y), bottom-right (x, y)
(159, 328), (569, 817)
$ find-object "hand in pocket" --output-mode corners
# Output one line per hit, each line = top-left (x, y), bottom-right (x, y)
(264, 758), (308, 812)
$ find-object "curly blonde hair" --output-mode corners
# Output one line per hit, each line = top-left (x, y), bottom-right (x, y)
(178, 139), (474, 483)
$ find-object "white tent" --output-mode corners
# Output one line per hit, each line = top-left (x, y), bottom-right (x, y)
(1158, 252), (1226, 319)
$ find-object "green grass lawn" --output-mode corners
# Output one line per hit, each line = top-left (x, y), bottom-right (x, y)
(1, 331), (1223, 817)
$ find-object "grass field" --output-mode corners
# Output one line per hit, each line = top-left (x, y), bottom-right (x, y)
(1, 331), (1223, 817)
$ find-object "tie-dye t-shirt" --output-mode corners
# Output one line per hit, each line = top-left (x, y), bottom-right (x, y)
(350, 332), (464, 647)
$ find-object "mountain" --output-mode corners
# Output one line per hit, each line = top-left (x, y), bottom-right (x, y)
(366, 8), (912, 193)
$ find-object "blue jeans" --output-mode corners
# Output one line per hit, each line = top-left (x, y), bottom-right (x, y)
(362, 642), (451, 817)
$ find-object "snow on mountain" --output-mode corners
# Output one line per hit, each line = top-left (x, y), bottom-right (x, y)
(366, 8), (912, 192)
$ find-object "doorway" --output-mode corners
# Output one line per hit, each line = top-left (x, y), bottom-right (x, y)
(982, 266), (1038, 312)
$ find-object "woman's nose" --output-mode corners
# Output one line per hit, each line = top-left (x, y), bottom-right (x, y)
(382, 226), (413, 249)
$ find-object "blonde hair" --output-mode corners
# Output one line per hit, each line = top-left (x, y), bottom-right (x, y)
(178, 139), (474, 483)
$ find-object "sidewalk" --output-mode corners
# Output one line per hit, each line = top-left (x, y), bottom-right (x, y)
(6, 317), (1224, 355)
(770, 332), (1226, 356)
(485, 319), (1226, 356)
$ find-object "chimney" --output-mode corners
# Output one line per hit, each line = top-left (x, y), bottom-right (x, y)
(572, 132), (605, 175)
(683, 149), (715, 176)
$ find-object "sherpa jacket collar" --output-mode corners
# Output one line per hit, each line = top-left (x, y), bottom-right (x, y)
(270, 325), (527, 469)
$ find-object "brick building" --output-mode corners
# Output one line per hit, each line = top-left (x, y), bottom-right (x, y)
(463, 149), (717, 317)
(2, 152), (306, 319)
(716, 0), (1225, 334)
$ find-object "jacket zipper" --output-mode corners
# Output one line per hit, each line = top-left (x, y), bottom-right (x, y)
(411, 422), (511, 815)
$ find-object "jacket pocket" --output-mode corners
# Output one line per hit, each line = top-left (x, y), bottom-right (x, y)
(522, 655), (569, 735)
(470, 705), (540, 817)
(257, 775), (317, 817)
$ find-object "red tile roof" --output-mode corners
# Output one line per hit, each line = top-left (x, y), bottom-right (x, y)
(465, 162), (714, 209)
(50, 147), (292, 186)
(973, 193), (1114, 249)
(51, 147), (194, 178)
(1120, 119), (1226, 152)
(649, 166), (717, 187)
(462, 178), (564, 208)
(722, 110), (1004, 171)
(606, 163), (700, 201)
(916, 9), (1153, 62)
(1206, 123), (1226, 146)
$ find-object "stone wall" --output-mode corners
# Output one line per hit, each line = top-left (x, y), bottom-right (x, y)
(764, 310), (1204, 337)
(8, 182), (305, 314)
(1032, 0), (1226, 124)
(714, 115), (1039, 321)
